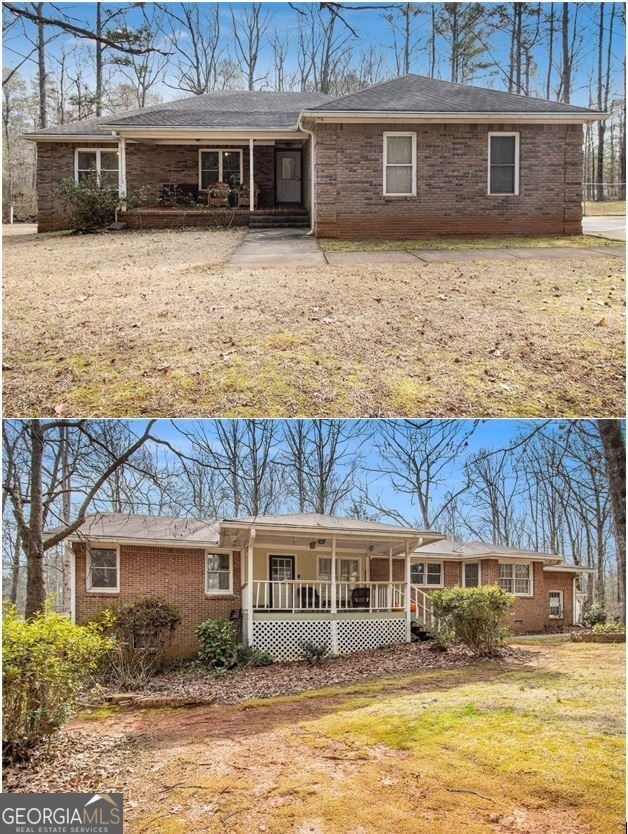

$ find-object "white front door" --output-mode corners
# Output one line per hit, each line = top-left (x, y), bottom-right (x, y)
(269, 555), (295, 609)
(276, 151), (301, 203)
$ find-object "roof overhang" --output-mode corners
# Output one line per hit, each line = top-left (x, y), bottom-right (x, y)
(67, 533), (218, 549)
(415, 549), (562, 564)
(300, 110), (607, 125)
(543, 564), (595, 574)
(22, 134), (116, 142)
(23, 127), (307, 143)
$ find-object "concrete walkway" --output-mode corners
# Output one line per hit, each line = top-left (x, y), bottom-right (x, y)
(324, 244), (624, 266)
(583, 215), (626, 241)
(227, 228), (326, 267)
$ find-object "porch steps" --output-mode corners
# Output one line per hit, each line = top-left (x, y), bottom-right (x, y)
(249, 208), (310, 229)
(411, 624), (433, 642)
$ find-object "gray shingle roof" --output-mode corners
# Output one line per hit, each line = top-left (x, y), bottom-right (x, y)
(61, 512), (220, 545)
(414, 538), (560, 560)
(223, 511), (430, 534)
(307, 73), (603, 115)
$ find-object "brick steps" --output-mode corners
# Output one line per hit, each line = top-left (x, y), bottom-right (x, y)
(250, 211), (310, 229)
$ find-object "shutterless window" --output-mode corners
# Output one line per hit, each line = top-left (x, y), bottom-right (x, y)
(75, 149), (119, 188)
(464, 563), (480, 588)
(410, 562), (424, 585)
(410, 562), (442, 586)
(549, 591), (563, 618)
(318, 559), (359, 581)
(199, 150), (242, 189)
(88, 548), (118, 590)
(206, 553), (231, 593)
(383, 132), (416, 196)
(499, 563), (531, 595)
(488, 133), (518, 195)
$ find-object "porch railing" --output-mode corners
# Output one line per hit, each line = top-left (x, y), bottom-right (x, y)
(247, 580), (424, 614)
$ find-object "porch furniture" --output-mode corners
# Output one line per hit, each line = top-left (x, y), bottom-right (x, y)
(351, 587), (371, 609)
(207, 181), (230, 208)
(159, 183), (199, 206)
(299, 586), (320, 609)
(238, 181), (261, 209)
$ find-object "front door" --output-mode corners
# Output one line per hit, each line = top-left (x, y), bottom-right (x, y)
(269, 555), (295, 609)
(276, 151), (301, 203)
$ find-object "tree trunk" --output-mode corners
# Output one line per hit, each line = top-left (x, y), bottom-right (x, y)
(10, 529), (21, 606)
(561, 3), (570, 103)
(36, 3), (47, 128)
(596, 4), (605, 201)
(25, 420), (46, 619)
(95, 3), (103, 116)
(597, 419), (626, 621)
(546, 3), (554, 99)
(60, 425), (73, 614)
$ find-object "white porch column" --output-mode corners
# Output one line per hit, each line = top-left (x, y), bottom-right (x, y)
(330, 535), (337, 613)
(246, 527), (255, 646)
(249, 138), (254, 212)
(117, 135), (127, 208)
(405, 540), (412, 642)
(388, 546), (394, 609)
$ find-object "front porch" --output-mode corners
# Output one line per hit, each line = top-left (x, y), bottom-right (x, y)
(117, 203), (310, 230)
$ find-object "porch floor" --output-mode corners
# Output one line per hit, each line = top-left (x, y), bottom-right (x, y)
(118, 204), (309, 230)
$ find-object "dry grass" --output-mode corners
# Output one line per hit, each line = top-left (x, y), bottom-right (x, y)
(58, 642), (626, 833)
(3, 227), (625, 417)
(583, 200), (626, 217)
(319, 234), (623, 252)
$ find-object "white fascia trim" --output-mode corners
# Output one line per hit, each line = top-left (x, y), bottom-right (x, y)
(220, 521), (433, 538)
(543, 565), (595, 573)
(301, 110), (607, 124)
(23, 134), (115, 142)
(68, 534), (218, 549)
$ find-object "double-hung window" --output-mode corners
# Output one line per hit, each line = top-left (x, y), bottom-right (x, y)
(383, 132), (416, 196)
(464, 562), (480, 588)
(318, 558), (360, 582)
(549, 591), (564, 618)
(75, 148), (119, 189)
(199, 149), (243, 189)
(410, 561), (443, 587)
(87, 547), (119, 592)
(499, 562), (531, 595)
(488, 132), (519, 195)
(206, 552), (233, 594)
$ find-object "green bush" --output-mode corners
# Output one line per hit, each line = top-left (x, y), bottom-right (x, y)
(299, 640), (331, 665)
(196, 618), (237, 668)
(3, 604), (113, 762)
(233, 644), (274, 668)
(59, 174), (122, 230)
(583, 603), (607, 628)
(99, 596), (181, 689)
(430, 585), (515, 657)
(592, 621), (625, 634)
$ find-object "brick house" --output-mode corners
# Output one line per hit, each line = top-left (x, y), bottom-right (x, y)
(66, 511), (591, 661)
(24, 75), (605, 237)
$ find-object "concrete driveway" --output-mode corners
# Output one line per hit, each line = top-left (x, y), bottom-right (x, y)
(583, 215), (626, 241)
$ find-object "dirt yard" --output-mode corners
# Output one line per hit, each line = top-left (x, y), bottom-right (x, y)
(6, 641), (624, 834)
(3, 227), (625, 417)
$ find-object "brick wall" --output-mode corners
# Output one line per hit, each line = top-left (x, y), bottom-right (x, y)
(313, 122), (583, 238)
(73, 542), (241, 657)
(36, 142), (275, 230)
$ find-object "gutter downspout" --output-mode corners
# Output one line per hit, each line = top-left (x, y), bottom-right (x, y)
(297, 113), (316, 236)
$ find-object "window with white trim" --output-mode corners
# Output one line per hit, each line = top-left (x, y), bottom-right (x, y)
(499, 562), (531, 595)
(199, 149), (243, 189)
(75, 148), (119, 188)
(318, 558), (360, 582)
(488, 133), (519, 195)
(549, 590), (564, 618)
(464, 562), (480, 588)
(410, 561), (442, 586)
(206, 552), (232, 594)
(87, 547), (119, 591)
(383, 132), (416, 196)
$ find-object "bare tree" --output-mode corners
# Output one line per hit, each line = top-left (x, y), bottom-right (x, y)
(383, 3), (424, 77)
(230, 3), (272, 91)
(156, 3), (223, 95)
(597, 420), (625, 619)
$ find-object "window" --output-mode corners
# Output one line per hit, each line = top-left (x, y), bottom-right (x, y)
(87, 547), (119, 592)
(383, 132), (416, 196)
(498, 562), (531, 595)
(318, 558), (360, 581)
(75, 148), (119, 188)
(464, 563), (480, 588)
(488, 132), (519, 195)
(549, 591), (564, 619)
(199, 149), (243, 189)
(206, 552), (232, 594)
(410, 561), (443, 587)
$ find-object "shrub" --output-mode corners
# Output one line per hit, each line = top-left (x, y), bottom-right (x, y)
(299, 640), (330, 665)
(583, 603), (607, 628)
(233, 644), (274, 668)
(100, 596), (181, 689)
(196, 618), (237, 668)
(59, 174), (122, 230)
(592, 621), (625, 634)
(3, 604), (113, 762)
(430, 585), (515, 657)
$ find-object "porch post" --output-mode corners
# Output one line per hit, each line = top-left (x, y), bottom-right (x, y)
(388, 546), (393, 609)
(249, 138), (254, 212)
(330, 535), (337, 613)
(117, 135), (127, 208)
(405, 540), (412, 642)
(247, 527), (255, 646)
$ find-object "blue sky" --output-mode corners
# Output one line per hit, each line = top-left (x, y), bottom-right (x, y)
(3, 2), (625, 108)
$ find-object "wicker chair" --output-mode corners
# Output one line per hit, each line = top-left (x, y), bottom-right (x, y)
(238, 181), (261, 209)
(207, 181), (230, 208)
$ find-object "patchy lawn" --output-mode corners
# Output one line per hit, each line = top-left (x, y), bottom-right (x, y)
(3, 227), (624, 417)
(6, 642), (624, 834)
(319, 234), (623, 252)
(583, 200), (626, 217)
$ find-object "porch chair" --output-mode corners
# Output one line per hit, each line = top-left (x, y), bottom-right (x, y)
(237, 181), (261, 209)
(207, 181), (231, 208)
(351, 587), (371, 609)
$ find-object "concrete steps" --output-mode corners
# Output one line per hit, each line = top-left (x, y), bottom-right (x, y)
(250, 209), (310, 229)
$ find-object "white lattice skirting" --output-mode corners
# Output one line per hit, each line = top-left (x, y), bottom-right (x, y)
(251, 618), (408, 662)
